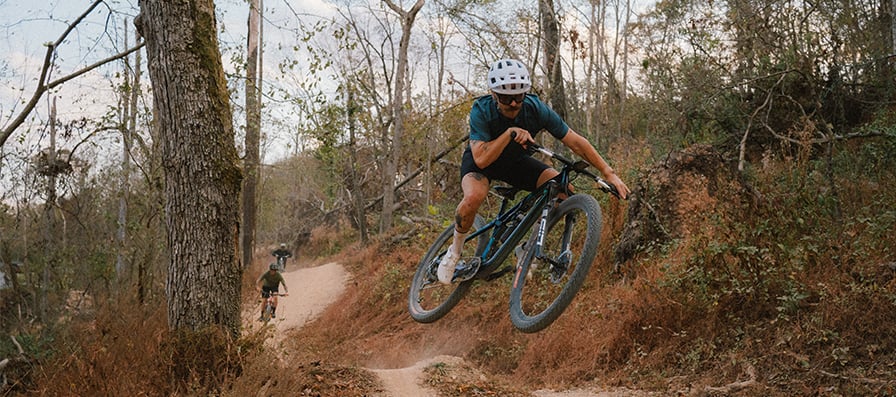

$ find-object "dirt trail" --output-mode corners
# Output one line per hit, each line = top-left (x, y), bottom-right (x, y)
(268, 262), (348, 333)
(252, 262), (643, 397)
(252, 262), (442, 396)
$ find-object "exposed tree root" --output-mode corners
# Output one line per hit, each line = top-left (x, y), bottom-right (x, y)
(693, 364), (757, 396)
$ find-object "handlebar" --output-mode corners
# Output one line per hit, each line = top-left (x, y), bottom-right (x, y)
(510, 132), (622, 199)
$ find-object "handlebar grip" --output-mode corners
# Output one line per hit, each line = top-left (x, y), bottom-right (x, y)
(597, 178), (622, 199)
(510, 131), (541, 155)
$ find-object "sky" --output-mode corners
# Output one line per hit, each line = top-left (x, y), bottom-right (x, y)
(0, 0), (341, 172)
(0, 0), (347, 207)
(0, 0), (651, 202)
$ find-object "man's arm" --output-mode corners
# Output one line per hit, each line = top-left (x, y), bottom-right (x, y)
(561, 129), (630, 199)
(470, 127), (535, 169)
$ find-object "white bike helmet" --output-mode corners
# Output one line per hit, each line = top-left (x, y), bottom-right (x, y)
(487, 59), (531, 95)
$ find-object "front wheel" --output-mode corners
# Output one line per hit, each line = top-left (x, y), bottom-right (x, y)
(261, 301), (274, 323)
(276, 257), (287, 271)
(408, 216), (486, 323)
(509, 194), (603, 333)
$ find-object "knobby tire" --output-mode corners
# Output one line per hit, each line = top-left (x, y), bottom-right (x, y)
(408, 217), (486, 323)
(262, 302), (274, 323)
(508, 194), (603, 333)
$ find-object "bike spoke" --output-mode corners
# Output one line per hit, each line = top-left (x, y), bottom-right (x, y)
(510, 195), (602, 333)
(408, 219), (486, 323)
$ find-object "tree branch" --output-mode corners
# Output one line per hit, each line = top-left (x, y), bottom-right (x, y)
(0, 0), (144, 149)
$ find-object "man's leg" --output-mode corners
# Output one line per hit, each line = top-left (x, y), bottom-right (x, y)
(456, 172), (490, 231)
(437, 173), (489, 284)
(536, 168), (560, 189)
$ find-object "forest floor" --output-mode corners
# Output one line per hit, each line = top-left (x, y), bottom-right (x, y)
(250, 262), (653, 397)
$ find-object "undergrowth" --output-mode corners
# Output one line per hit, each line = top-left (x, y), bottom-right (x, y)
(5, 136), (894, 396)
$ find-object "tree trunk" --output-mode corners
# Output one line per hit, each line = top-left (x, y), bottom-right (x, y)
(617, 0), (632, 142)
(380, 0), (425, 233)
(892, 0), (896, 54)
(347, 85), (369, 243)
(586, 1), (602, 146)
(116, 20), (136, 282)
(241, 0), (262, 269)
(130, 35), (144, 296)
(41, 97), (59, 321)
(136, 0), (243, 336)
(540, 0), (567, 121)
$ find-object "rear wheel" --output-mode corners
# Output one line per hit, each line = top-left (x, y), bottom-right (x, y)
(509, 194), (603, 333)
(408, 217), (486, 323)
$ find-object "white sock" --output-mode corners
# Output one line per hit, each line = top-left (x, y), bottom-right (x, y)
(451, 228), (468, 254)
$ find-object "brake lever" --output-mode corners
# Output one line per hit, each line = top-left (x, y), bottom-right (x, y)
(596, 177), (622, 199)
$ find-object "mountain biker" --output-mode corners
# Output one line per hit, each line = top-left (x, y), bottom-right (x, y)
(256, 263), (289, 320)
(437, 58), (631, 285)
(272, 243), (293, 269)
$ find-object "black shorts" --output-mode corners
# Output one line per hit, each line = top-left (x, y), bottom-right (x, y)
(460, 147), (550, 191)
(261, 286), (279, 297)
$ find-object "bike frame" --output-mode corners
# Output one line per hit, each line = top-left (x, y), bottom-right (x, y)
(461, 144), (609, 281)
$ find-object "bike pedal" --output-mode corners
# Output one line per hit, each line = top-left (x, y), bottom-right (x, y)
(451, 257), (482, 283)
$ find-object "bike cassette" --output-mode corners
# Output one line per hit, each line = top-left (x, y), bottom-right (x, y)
(451, 257), (482, 283)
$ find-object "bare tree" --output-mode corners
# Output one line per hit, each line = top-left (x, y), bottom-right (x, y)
(136, 0), (243, 336)
(380, 0), (425, 232)
(117, 21), (143, 282)
(346, 82), (369, 243)
(540, 0), (567, 120)
(40, 98), (60, 320)
(241, 0), (262, 269)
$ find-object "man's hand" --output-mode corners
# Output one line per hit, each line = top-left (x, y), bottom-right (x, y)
(507, 128), (533, 147)
(604, 172), (631, 200)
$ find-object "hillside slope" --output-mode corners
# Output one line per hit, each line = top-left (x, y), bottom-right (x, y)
(260, 141), (895, 396)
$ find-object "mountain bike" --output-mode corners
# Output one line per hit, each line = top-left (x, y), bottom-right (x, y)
(273, 254), (289, 271)
(260, 291), (287, 323)
(408, 140), (621, 333)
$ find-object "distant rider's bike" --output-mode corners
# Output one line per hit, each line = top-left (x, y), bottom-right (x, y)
(273, 254), (289, 271)
(408, 140), (621, 333)
(260, 291), (287, 323)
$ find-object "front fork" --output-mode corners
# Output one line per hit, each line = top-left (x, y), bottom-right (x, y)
(525, 197), (554, 263)
(526, 197), (575, 272)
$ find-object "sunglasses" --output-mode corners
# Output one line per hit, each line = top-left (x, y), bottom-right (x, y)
(495, 93), (525, 105)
